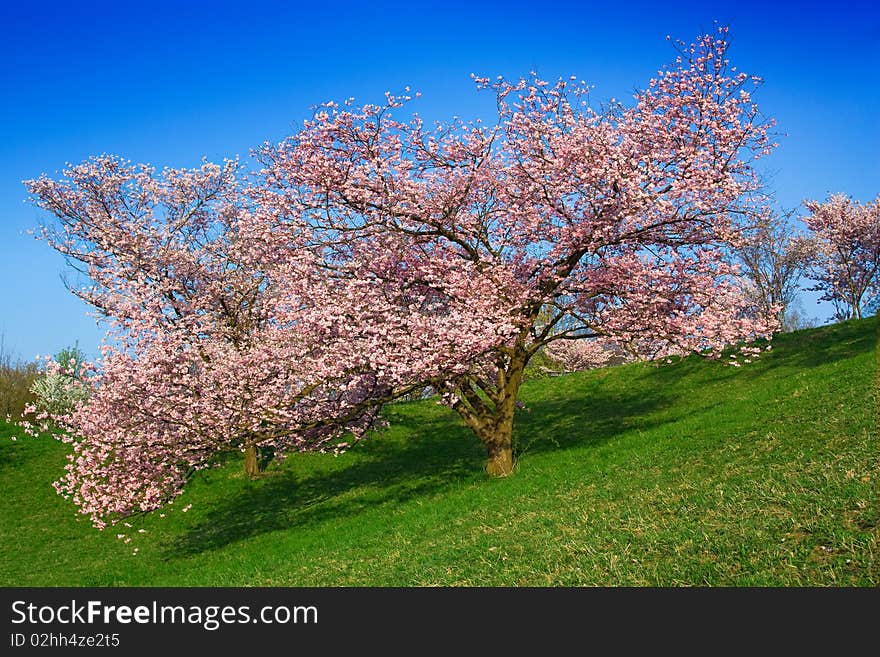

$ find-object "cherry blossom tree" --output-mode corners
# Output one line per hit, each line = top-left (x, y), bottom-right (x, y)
(260, 27), (779, 476)
(802, 194), (880, 321)
(544, 338), (630, 373)
(25, 28), (780, 529)
(23, 158), (432, 527)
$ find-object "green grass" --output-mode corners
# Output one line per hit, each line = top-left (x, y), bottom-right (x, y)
(1, 318), (877, 586)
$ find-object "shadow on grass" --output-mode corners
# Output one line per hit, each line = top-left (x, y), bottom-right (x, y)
(166, 416), (483, 558)
(167, 385), (673, 557)
(0, 444), (18, 473)
(513, 385), (673, 457)
(768, 318), (877, 368)
(625, 317), (877, 390)
(720, 317), (877, 386)
(0, 432), (61, 475)
(0, 424), (26, 473)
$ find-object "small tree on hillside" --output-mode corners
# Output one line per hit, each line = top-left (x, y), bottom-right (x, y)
(0, 334), (39, 421)
(29, 344), (90, 417)
(802, 194), (880, 321)
(733, 209), (811, 331)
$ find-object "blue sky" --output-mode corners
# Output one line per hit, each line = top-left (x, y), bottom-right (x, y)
(1, 0), (878, 360)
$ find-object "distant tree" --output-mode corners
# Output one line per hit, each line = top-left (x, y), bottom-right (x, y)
(733, 209), (811, 331)
(778, 301), (817, 332)
(802, 194), (880, 321)
(0, 334), (38, 421)
(29, 344), (90, 417)
(544, 338), (631, 373)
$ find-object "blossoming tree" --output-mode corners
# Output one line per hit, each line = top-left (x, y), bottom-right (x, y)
(260, 28), (778, 476)
(802, 194), (880, 321)
(26, 28), (779, 528)
(23, 158), (439, 526)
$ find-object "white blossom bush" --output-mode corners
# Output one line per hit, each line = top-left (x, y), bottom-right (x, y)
(24, 347), (92, 432)
(30, 368), (90, 416)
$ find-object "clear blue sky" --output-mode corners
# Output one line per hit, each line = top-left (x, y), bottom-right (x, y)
(1, 0), (878, 360)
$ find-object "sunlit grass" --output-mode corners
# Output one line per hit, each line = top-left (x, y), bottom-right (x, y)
(1, 317), (876, 586)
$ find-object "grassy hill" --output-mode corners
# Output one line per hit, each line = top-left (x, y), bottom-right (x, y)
(1, 318), (876, 586)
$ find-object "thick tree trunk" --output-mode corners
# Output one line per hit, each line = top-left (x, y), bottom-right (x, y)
(486, 434), (514, 477)
(244, 443), (261, 477)
(448, 338), (529, 477)
(484, 376), (518, 476)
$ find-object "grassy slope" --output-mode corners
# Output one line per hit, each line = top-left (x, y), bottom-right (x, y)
(0, 318), (876, 586)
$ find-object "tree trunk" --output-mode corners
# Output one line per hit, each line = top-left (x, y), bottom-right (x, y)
(447, 340), (529, 477)
(484, 378), (518, 476)
(244, 443), (261, 477)
(486, 434), (514, 477)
